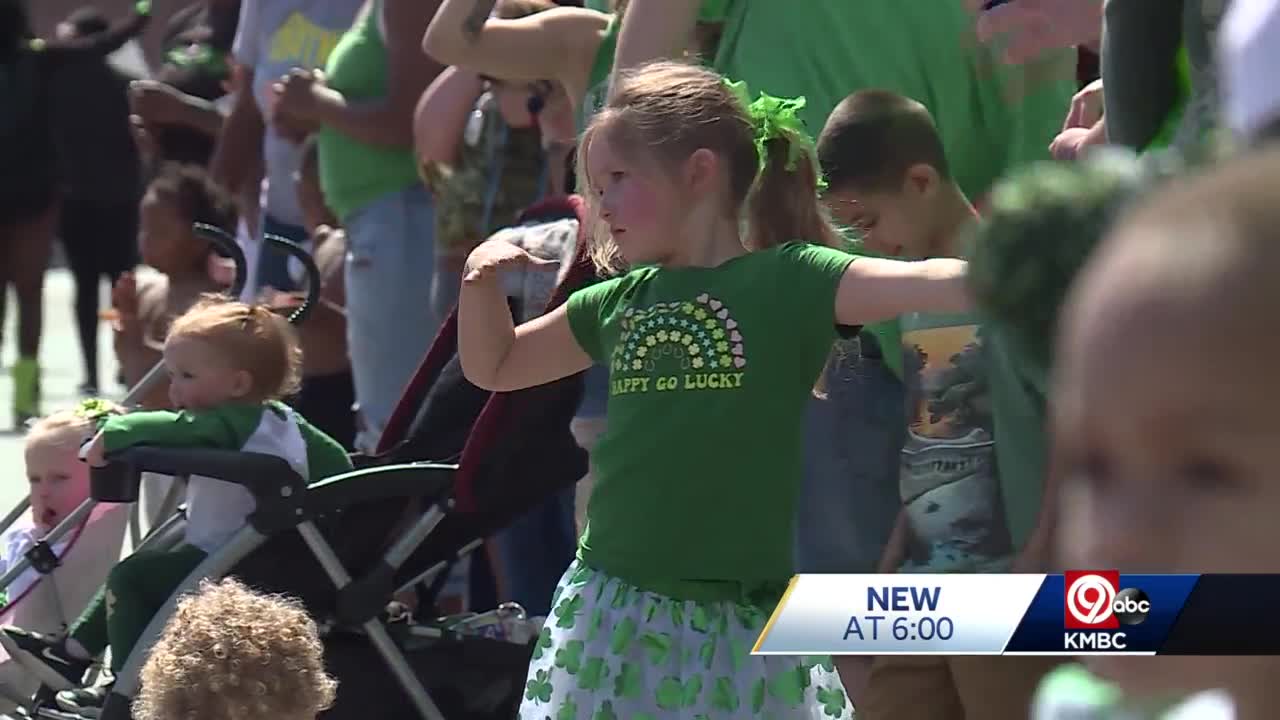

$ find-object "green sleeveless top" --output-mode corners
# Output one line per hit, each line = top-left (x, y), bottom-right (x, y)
(1144, 47), (1193, 152)
(318, 0), (421, 222)
(576, 15), (618, 133)
(576, 0), (730, 133)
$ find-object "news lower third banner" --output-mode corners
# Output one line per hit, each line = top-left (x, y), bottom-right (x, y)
(753, 573), (1280, 656)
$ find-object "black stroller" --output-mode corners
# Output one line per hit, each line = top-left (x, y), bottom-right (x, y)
(8, 196), (597, 720)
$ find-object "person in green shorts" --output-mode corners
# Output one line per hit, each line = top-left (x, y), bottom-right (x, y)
(0, 296), (352, 715)
(457, 62), (978, 719)
(817, 89), (1062, 717)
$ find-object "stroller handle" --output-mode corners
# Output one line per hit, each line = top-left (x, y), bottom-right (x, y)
(92, 448), (306, 503)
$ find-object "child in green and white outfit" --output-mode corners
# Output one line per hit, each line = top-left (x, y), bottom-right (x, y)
(0, 295), (352, 716)
(459, 62), (977, 719)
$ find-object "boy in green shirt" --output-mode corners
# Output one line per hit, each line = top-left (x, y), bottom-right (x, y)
(816, 89), (1059, 717)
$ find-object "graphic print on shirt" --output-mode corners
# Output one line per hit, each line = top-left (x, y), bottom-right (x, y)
(268, 12), (342, 67)
(609, 293), (747, 396)
(898, 317), (1012, 573)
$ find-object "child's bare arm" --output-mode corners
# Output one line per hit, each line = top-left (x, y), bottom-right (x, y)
(835, 257), (970, 327)
(458, 240), (592, 392)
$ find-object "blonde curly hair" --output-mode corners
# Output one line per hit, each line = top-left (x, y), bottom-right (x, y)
(134, 578), (337, 720)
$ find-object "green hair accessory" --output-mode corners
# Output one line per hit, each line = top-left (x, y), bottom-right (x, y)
(136, 0), (152, 16)
(723, 78), (827, 191)
(74, 398), (120, 423)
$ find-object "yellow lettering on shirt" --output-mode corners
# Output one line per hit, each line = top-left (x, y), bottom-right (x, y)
(268, 12), (343, 68)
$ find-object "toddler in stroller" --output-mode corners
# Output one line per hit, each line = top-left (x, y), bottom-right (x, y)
(0, 403), (129, 712)
(0, 297), (351, 717)
(0, 196), (595, 720)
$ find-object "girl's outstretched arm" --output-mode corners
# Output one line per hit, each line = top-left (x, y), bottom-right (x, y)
(834, 257), (971, 327)
(458, 241), (593, 392)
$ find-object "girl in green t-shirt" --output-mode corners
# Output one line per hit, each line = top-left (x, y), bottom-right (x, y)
(457, 61), (977, 720)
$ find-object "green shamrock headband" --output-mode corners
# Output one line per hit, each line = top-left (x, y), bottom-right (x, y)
(723, 78), (827, 191)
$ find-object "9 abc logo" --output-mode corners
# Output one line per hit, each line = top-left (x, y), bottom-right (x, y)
(1064, 571), (1151, 630)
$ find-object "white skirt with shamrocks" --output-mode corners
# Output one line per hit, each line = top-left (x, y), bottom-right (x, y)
(519, 561), (854, 719)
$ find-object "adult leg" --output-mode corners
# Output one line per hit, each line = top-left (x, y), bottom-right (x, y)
(344, 184), (438, 454)
(8, 202), (56, 425)
(59, 201), (103, 391)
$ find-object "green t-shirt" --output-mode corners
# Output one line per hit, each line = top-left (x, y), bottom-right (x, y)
(712, 1), (1075, 201)
(566, 243), (855, 595)
(318, 0), (422, 222)
(711, 0), (1075, 367)
(577, 14), (618, 134)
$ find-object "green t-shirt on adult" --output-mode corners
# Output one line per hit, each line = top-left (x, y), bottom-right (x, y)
(318, 0), (422, 222)
(710, 0), (1076, 365)
(566, 243), (855, 597)
(712, 0), (1074, 200)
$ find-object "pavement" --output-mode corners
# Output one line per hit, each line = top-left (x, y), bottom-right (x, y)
(0, 270), (122, 509)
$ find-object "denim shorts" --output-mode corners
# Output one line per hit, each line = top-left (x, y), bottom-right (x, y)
(344, 184), (439, 453)
(795, 334), (907, 573)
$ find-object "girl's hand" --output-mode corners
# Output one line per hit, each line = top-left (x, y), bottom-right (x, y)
(1049, 119), (1106, 162)
(1064, 78), (1104, 130)
(83, 432), (108, 468)
(462, 239), (558, 284)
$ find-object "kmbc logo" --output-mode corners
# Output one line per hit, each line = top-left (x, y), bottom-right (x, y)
(1064, 571), (1151, 629)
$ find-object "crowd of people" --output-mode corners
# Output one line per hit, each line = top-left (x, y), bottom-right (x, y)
(0, 0), (1278, 717)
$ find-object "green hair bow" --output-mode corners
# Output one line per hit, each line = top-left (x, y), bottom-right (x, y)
(723, 78), (827, 191)
(74, 398), (119, 423)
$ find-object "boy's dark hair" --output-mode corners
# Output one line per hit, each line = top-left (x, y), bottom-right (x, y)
(818, 89), (950, 193)
(150, 162), (237, 235)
